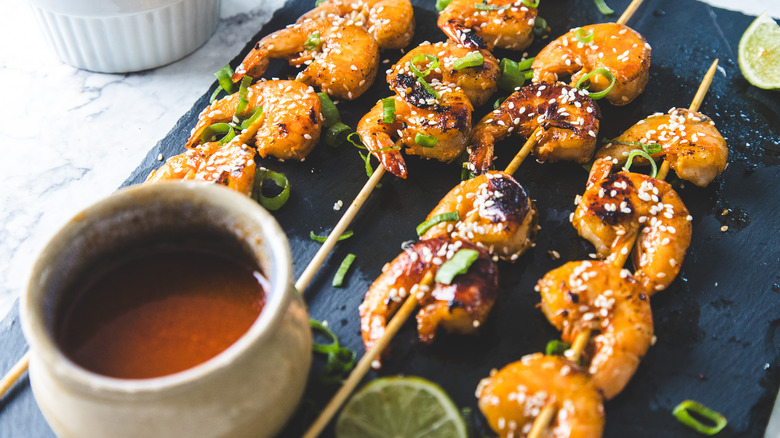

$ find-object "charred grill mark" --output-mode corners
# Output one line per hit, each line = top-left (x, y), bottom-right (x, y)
(309, 108), (317, 123)
(482, 175), (530, 223)
(392, 73), (440, 110)
(278, 123), (289, 136)
(589, 173), (635, 225)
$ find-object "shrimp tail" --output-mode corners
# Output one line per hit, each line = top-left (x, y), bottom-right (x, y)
(440, 20), (488, 49)
(378, 149), (408, 179)
(232, 45), (270, 83)
(467, 135), (495, 175)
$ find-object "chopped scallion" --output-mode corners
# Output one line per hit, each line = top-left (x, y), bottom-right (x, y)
(304, 32), (321, 51)
(474, 2), (509, 11)
(310, 229), (354, 243)
(575, 68), (616, 99)
(239, 106), (264, 130)
(310, 319), (339, 354)
(575, 28), (594, 44)
(672, 400), (727, 435)
(382, 97), (396, 124)
(518, 56), (535, 70)
(414, 132), (438, 148)
(252, 169), (290, 210)
(624, 149), (658, 178)
(435, 249), (480, 284)
(545, 340), (571, 356)
(416, 211), (460, 236)
(453, 52), (485, 70)
(200, 123), (236, 145)
(520, 0), (540, 7)
(309, 319), (356, 385)
(409, 54), (441, 98)
(325, 122), (352, 148)
(348, 132), (399, 177)
(533, 16), (548, 36)
(332, 253), (356, 287)
(213, 64), (236, 101)
(317, 92), (341, 128)
(594, 0), (614, 15)
(234, 75), (253, 118)
(436, 0), (453, 11)
(498, 58), (525, 91)
(493, 96), (507, 109)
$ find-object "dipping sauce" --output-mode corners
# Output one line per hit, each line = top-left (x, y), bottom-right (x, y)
(56, 247), (266, 379)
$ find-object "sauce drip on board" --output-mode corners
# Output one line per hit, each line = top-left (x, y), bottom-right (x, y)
(57, 246), (266, 379)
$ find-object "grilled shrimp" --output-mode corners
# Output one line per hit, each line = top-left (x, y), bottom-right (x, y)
(387, 40), (500, 108)
(532, 23), (651, 106)
(468, 82), (601, 175)
(359, 237), (498, 357)
(537, 261), (654, 400)
(184, 80), (322, 161)
(298, 0), (414, 50)
(146, 141), (257, 196)
(572, 158), (693, 295)
(596, 108), (728, 187)
(233, 20), (379, 100)
(477, 353), (605, 438)
(437, 0), (537, 51)
(421, 172), (538, 261)
(356, 88), (473, 178)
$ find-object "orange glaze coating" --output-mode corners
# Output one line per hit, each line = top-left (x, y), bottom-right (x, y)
(477, 353), (605, 438)
(184, 80), (322, 162)
(146, 141), (257, 196)
(387, 40), (500, 108)
(437, 0), (537, 51)
(596, 108), (728, 187)
(533, 23), (651, 106)
(467, 82), (600, 175)
(537, 260), (654, 400)
(572, 158), (693, 295)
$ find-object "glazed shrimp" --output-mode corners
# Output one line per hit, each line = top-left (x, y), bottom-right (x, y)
(532, 23), (651, 106)
(233, 20), (379, 100)
(387, 40), (500, 108)
(298, 0), (414, 50)
(468, 82), (601, 175)
(356, 88), (473, 179)
(572, 158), (693, 294)
(437, 0), (537, 51)
(537, 260), (654, 400)
(184, 80), (322, 161)
(146, 141), (257, 196)
(476, 353), (605, 438)
(359, 237), (498, 355)
(596, 108), (728, 187)
(421, 172), (538, 262)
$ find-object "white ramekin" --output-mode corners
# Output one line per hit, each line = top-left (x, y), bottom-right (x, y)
(27, 0), (221, 73)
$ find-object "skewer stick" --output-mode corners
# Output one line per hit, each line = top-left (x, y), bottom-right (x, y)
(0, 352), (29, 401)
(295, 165), (386, 293)
(528, 401), (558, 438)
(302, 271), (435, 438)
(616, 0), (645, 25)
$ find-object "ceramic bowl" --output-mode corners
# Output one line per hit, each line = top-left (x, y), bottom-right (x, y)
(27, 0), (221, 73)
(21, 182), (311, 438)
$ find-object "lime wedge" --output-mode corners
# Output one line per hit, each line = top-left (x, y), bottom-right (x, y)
(335, 376), (468, 438)
(738, 12), (780, 90)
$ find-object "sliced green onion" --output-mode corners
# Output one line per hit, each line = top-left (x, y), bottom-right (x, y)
(520, 0), (540, 7)
(325, 122), (352, 148)
(453, 52), (485, 70)
(200, 123), (236, 145)
(310, 319), (339, 354)
(414, 132), (438, 148)
(624, 149), (658, 178)
(461, 162), (476, 180)
(672, 400), (727, 435)
(239, 106), (264, 130)
(582, 160), (594, 173)
(348, 132), (400, 177)
(310, 229), (354, 243)
(332, 253), (356, 287)
(474, 2), (509, 11)
(575, 28), (594, 44)
(317, 92), (341, 128)
(517, 56), (535, 71)
(209, 87), (222, 103)
(234, 75), (253, 118)
(644, 143), (662, 154)
(545, 340), (571, 356)
(523, 70), (534, 80)
(594, 0), (614, 15)
(213, 64), (235, 97)
(436, 0), (453, 11)
(303, 32), (321, 51)
(575, 68), (616, 100)
(533, 16), (548, 37)
(382, 97), (396, 124)
(409, 54), (441, 98)
(493, 96), (507, 109)
(253, 169), (290, 210)
(315, 0), (327, 5)
(603, 139), (663, 155)
(309, 318), (356, 385)
(416, 211), (460, 236)
(436, 249), (480, 285)
(498, 58), (525, 91)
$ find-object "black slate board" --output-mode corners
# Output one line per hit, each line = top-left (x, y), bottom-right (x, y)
(2, 0), (779, 436)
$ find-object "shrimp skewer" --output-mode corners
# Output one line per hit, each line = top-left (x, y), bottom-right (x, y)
(437, 0), (538, 51)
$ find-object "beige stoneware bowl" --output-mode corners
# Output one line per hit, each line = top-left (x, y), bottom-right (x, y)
(21, 182), (311, 438)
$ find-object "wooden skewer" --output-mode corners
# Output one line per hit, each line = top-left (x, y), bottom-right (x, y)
(616, 0), (645, 25)
(303, 271), (435, 438)
(0, 351), (29, 401)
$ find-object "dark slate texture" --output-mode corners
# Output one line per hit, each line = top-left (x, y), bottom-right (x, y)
(2, 0), (778, 436)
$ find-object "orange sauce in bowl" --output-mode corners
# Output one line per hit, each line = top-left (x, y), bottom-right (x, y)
(56, 247), (266, 379)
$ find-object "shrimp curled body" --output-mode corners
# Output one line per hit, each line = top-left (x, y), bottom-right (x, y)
(532, 23), (651, 106)
(468, 82), (601, 175)
(573, 158), (693, 295)
(437, 0), (538, 51)
(537, 260), (654, 400)
(422, 171), (538, 262)
(596, 108), (728, 187)
(476, 353), (605, 438)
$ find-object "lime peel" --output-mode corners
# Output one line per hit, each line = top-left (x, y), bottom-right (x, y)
(738, 11), (780, 90)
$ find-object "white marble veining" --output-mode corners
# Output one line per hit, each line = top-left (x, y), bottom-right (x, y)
(0, 0), (284, 321)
